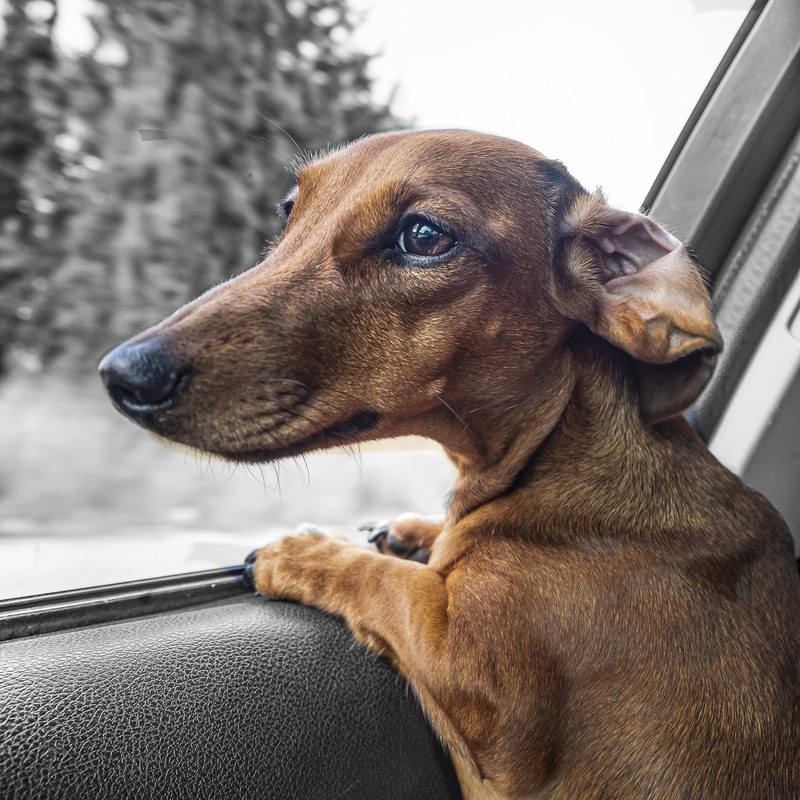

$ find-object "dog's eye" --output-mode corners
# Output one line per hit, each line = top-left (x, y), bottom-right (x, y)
(397, 218), (456, 258)
(279, 189), (297, 220)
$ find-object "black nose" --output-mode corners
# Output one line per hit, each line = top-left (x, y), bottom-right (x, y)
(99, 338), (190, 418)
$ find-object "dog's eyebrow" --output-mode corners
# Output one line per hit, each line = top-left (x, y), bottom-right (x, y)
(377, 172), (420, 211)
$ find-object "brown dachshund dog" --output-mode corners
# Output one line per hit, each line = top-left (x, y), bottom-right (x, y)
(100, 130), (800, 799)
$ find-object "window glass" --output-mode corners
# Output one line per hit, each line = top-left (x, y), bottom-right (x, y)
(0, 0), (749, 599)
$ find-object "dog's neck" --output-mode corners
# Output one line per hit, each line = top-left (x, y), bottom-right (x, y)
(439, 350), (577, 523)
(439, 335), (738, 549)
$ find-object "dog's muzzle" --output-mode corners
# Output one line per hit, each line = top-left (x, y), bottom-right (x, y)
(99, 337), (191, 423)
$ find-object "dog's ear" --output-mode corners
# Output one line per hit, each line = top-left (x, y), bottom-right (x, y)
(555, 192), (721, 423)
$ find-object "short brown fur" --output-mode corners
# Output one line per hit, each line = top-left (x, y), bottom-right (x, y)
(104, 130), (800, 799)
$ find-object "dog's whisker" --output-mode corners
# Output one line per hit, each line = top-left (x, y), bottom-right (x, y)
(250, 133), (296, 172)
(464, 391), (529, 417)
(293, 454), (311, 490)
(255, 112), (305, 158)
(221, 461), (239, 487)
(244, 462), (268, 496)
(270, 461), (282, 501)
(233, 400), (334, 456)
(345, 441), (365, 477)
(258, 464), (270, 492)
(435, 393), (471, 435)
(191, 449), (204, 477)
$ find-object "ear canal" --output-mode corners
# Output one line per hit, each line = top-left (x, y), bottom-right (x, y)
(558, 193), (721, 422)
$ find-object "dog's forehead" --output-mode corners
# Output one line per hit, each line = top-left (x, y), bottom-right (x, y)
(298, 130), (550, 197)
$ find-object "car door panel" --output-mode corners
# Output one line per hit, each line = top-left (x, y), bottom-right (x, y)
(0, 584), (461, 799)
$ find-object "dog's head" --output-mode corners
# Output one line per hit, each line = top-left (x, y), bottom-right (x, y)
(100, 130), (719, 461)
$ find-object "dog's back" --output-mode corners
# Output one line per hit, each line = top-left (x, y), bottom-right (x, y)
(427, 333), (800, 798)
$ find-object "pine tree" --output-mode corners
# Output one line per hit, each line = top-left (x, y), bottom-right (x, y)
(0, 0), (66, 373)
(1, 0), (397, 373)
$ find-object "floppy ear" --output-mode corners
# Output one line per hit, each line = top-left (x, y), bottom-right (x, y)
(556, 193), (721, 423)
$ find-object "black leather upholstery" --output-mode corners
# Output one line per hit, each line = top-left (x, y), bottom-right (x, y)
(0, 595), (461, 799)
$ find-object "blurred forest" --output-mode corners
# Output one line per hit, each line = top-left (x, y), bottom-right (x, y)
(0, 0), (456, 591)
(0, 0), (397, 375)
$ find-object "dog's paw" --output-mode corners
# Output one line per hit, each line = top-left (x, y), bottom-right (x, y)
(360, 513), (440, 563)
(242, 521), (328, 589)
(241, 529), (351, 602)
(362, 519), (412, 556)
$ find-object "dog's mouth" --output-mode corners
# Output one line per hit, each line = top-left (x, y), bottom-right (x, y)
(217, 409), (382, 463)
(99, 335), (382, 462)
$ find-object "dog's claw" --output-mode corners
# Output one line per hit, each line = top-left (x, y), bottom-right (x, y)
(241, 548), (259, 589)
(366, 523), (390, 553)
(364, 522), (416, 557)
(386, 533), (411, 555)
(241, 562), (255, 589)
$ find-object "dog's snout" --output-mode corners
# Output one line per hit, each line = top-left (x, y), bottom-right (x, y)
(99, 338), (190, 418)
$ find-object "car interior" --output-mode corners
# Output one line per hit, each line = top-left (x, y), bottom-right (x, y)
(1, 0), (798, 797)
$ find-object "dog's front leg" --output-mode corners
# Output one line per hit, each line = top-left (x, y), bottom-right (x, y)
(244, 531), (449, 680)
(244, 532), (531, 799)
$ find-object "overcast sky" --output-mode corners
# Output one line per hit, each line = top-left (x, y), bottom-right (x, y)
(9, 0), (750, 212)
(347, 0), (749, 210)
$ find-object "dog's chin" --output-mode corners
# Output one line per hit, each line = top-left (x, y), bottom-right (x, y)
(145, 410), (382, 465)
(219, 410), (383, 464)
(144, 431), (221, 463)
